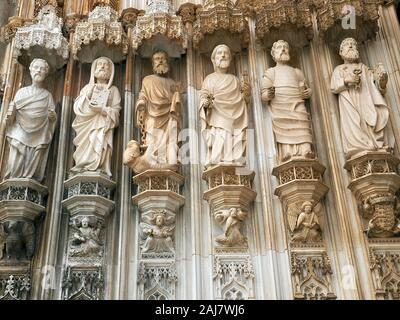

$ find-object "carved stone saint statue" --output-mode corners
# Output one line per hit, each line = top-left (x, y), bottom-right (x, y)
(199, 44), (251, 167)
(261, 40), (314, 162)
(291, 201), (322, 243)
(214, 207), (248, 246)
(69, 217), (103, 257)
(331, 38), (390, 159)
(139, 210), (175, 254)
(4, 58), (57, 182)
(126, 50), (181, 174)
(71, 57), (121, 176)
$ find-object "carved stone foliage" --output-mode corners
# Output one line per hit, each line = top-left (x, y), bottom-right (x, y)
(68, 216), (104, 262)
(71, 5), (128, 62)
(178, 3), (198, 26)
(131, 0), (188, 58)
(139, 209), (175, 258)
(0, 220), (35, 261)
(14, 5), (69, 69)
(0, 274), (30, 300)
(192, 0), (250, 52)
(213, 255), (255, 300)
(346, 152), (400, 238)
(0, 16), (27, 43)
(62, 267), (104, 300)
(138, 262), (177, 300)
(254, 0), (314, 48)
(291, 252), (336, 300)
(120, 8), (143, 32)
(315, 0), (380, 44)
(370, 249), (400, 300)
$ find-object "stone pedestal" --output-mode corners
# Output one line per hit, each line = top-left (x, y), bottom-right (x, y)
(0, 178), (48, 300)
(273, 158), (336, 300)
(61, 172), (116, 300)
(133, 169), (185, 300)
(203, 164), (257, 300)
(345, 151), (400, 238)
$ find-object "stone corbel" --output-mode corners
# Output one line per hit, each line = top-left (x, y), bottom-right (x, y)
(177, 3), (198, 38)
(345, 151), (400, 239)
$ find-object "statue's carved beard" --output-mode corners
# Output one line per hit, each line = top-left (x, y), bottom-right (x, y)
(275, 52), (290, 63)
(216, 59), (230, 69)
(95, 70), (110, 81)
(342, 48), (359, 62)
(32, 73), (45, 82)
(154, 63), (169, 75)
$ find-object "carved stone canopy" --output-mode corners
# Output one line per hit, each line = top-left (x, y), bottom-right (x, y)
(254, 0), (314, 49)
(71, 5), (128, 63)
(131, 1), (188, 58)
(14, 5), (69, 70)
(315, 0), (381, 46)
(192, 0), (250, 53)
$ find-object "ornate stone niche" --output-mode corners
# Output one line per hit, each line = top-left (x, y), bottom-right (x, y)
(137, 261), (177, 300)
(62, 266), (104, 300)
(345, 151), (400, 239)
(315, 0), (380, 45)
(71, 5), (128, 63)
(369, 248), (400, 300)
(291, 251), (336, 300)
(254, 0), (314, 49)
(192, 0), (250, 53)
(213, 255), (255, 300)
(131, 0), (188, 58)
(14, 5), (69, 70)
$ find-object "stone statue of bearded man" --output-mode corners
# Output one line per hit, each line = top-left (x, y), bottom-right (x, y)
(71, 57), (121, 177)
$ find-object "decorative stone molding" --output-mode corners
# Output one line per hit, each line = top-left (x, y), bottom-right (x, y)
(62, 172), (116, 219)
(1, 16), (27, 43)
(345, 151), (400, 238)
(315, 0), (380, 44)
(178, 3), (198, 26)
(0, 273), (30, 300)
(120, 7), (143, 32)
(213, 255), (255, 300)
(0, 178), (47, 222)
(254, 0), (314, 48)
(14, 5), (69, 69)
(71, 5), (128, 63)
(34, 0), (63, 18)
(291, 251), (336, 300)
(92, 0), (119, 11)
(369, 249), (400, 300)
(131, 0), (188, 58)
(137, 261), (177, 300)
(192, 0), (250, 53)
(62, 266), (104, 300)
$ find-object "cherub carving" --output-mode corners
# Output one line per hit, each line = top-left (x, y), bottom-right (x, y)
(0, 221), (35, 260)
(69, 217), (103, 257)
(214, 208), (248, 246)
(288, 201), (323, 243)
(139, 210), (175, 254)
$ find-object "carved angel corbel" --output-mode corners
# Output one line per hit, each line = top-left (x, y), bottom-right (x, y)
(288, 201), (323, 243)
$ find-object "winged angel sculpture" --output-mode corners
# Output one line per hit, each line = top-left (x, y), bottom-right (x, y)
(0, 221), (35, 260)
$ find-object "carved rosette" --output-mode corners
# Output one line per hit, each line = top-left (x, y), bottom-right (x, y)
(213, 255), (255, 300)
(369, 248), (400, 300)
(291, 252), (336, 300)
(14, 5), (69, 70)
(345, 151), (400, 238)
(254, 0), (314, 48)
(131, 5), (188, 57)
(315, 0), (380, 44)
(71, 5), (128, 62)
(273, 159), (329, 244)
(192, 0), (250, 52)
